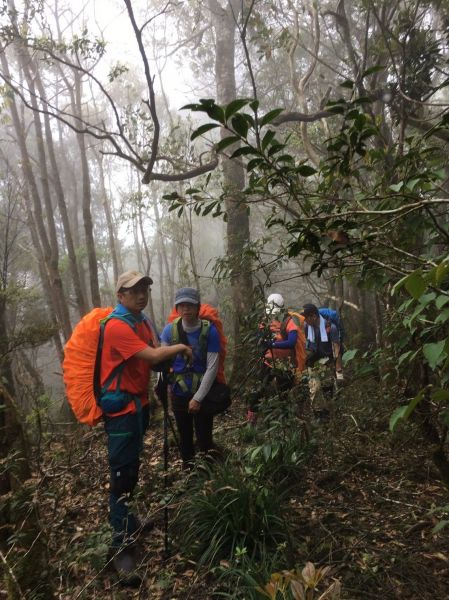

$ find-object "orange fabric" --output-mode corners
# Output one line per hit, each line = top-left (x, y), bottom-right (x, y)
(167, 303), (227, 383)
(289, 312), (306, 376)
(263, 311), (306, 378)
(63, 307), (113, 426)
(100, 319), (156, 416)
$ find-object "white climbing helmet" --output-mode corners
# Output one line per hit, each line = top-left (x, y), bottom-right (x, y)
(266, 293), (285, 315)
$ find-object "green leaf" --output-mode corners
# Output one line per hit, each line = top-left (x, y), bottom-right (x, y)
(231, 113), (249, 138)
(405, 178), (420, 191)
(204, 104), (225, 123)
(191, 123), (219, 140)
(432, 520), (449, 534)
(267, 143), (285, 157)
(250, 446), (262, 461)
(247, 158), (264, 172)
(215, 136), (240, 152)
(181, 102), (202, 111)
(404, 271), (426, 299)
(340, 79), (354, 89)
(342, 349), (357, 365)
(260, 108), (284, 127)
(249, 99), (259, 112)
(224, 99), (249, 120)
(436, 308), (449, 324)
(202, 202), (218, 216)
(432, 389), (449, 402)
(390, 406), (408, 432)
(263, 444), (271, 461)
(419, 292), (436, 306)
(390, 390), (425, 431)
(391, 273), (410, 295)
(297, 164), (317, 177)
(436, 295), (449, 310)
(356, 364), (376, 377)
(261, 130), (276, 151)
(276, 154), (295, 163)
(389, 182), (404, 192)
(398, 350), (413, 366)
(436, 262), (449, 286)
(361, 65), (385, 77)
(229, 146), (258, 159)
(423, 340), (447, 369)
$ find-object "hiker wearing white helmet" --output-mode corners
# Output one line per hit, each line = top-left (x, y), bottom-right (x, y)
(265, 293), (285, 315)
(246, 293), (305, 424)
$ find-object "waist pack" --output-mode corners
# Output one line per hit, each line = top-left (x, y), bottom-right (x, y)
(200, 381), (232, 416)
(99, 389), (134, 414)
(172, 381), (231, 416)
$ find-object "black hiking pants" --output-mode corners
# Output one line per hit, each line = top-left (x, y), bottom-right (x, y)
(172, 394), (214, 465)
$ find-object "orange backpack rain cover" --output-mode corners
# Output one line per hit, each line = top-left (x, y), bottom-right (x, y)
(167, 303), (227, 383)
(288, 311), (306, 378)
(63, 307), (113, 426)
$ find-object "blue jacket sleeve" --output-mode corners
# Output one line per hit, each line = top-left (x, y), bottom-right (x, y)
(272, 330), (298, 349)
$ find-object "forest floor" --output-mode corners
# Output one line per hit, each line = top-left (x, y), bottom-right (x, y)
(39, 378), (449, 599)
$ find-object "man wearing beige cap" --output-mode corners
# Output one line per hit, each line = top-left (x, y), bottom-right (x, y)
(100, 270), (192, 584)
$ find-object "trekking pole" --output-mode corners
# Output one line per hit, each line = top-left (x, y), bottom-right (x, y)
(155, 369), (170, 557)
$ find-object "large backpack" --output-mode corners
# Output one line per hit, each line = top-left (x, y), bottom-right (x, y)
(280, 311), (306, 378)
(167, 303), (227, 384)
(63, 307), (113, 426)
(63, 307), (157, 426)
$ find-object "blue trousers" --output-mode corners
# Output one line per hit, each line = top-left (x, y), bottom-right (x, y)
(104, 404), (149, 547)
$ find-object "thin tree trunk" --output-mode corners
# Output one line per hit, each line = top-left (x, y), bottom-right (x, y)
(31, 57), (87, 318)
(97, 153), (121, 284)
(0, 47), (69, 348)
(73, 70), (101, 306)
(209, 0), (254, 384)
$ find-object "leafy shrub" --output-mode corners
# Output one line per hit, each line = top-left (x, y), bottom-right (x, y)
(172, 458), (290, 566)
(216, 559), (341, 600)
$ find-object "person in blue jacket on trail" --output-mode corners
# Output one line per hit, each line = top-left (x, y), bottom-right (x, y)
(160, 287), (221, 468)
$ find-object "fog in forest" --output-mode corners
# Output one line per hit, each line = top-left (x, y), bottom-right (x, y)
(2, 1), (449, 598)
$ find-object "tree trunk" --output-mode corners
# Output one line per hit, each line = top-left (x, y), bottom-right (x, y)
(209, 0), (254, 384)
(97, 153), (122, 284)
(30, 54), (88, 318)
(0, 47), (68, 350)
(72, 71), (102, 306)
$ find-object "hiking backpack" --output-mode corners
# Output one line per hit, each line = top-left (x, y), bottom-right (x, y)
(62, 307), (157, 426)
(279, 311), (306, 376)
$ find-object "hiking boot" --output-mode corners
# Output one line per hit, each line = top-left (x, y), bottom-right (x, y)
(111, 547), (141, 587)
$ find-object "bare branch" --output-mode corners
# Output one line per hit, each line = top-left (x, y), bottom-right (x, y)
(123, 0), (160, 185)
(147, 156), (218, 181)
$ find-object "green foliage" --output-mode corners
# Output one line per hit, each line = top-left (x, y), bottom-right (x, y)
(180, 81), (449, 434)
(216, 556), (341, 600)
(172, 458), (290, 566)
(65, 524), (111, 572)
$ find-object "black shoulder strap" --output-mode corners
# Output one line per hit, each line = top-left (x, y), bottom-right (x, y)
(176, 318), (190, 347)
(93, 314), (136, 402)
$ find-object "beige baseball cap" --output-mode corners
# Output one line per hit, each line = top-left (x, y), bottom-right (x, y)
(115, 270), (153, 293)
